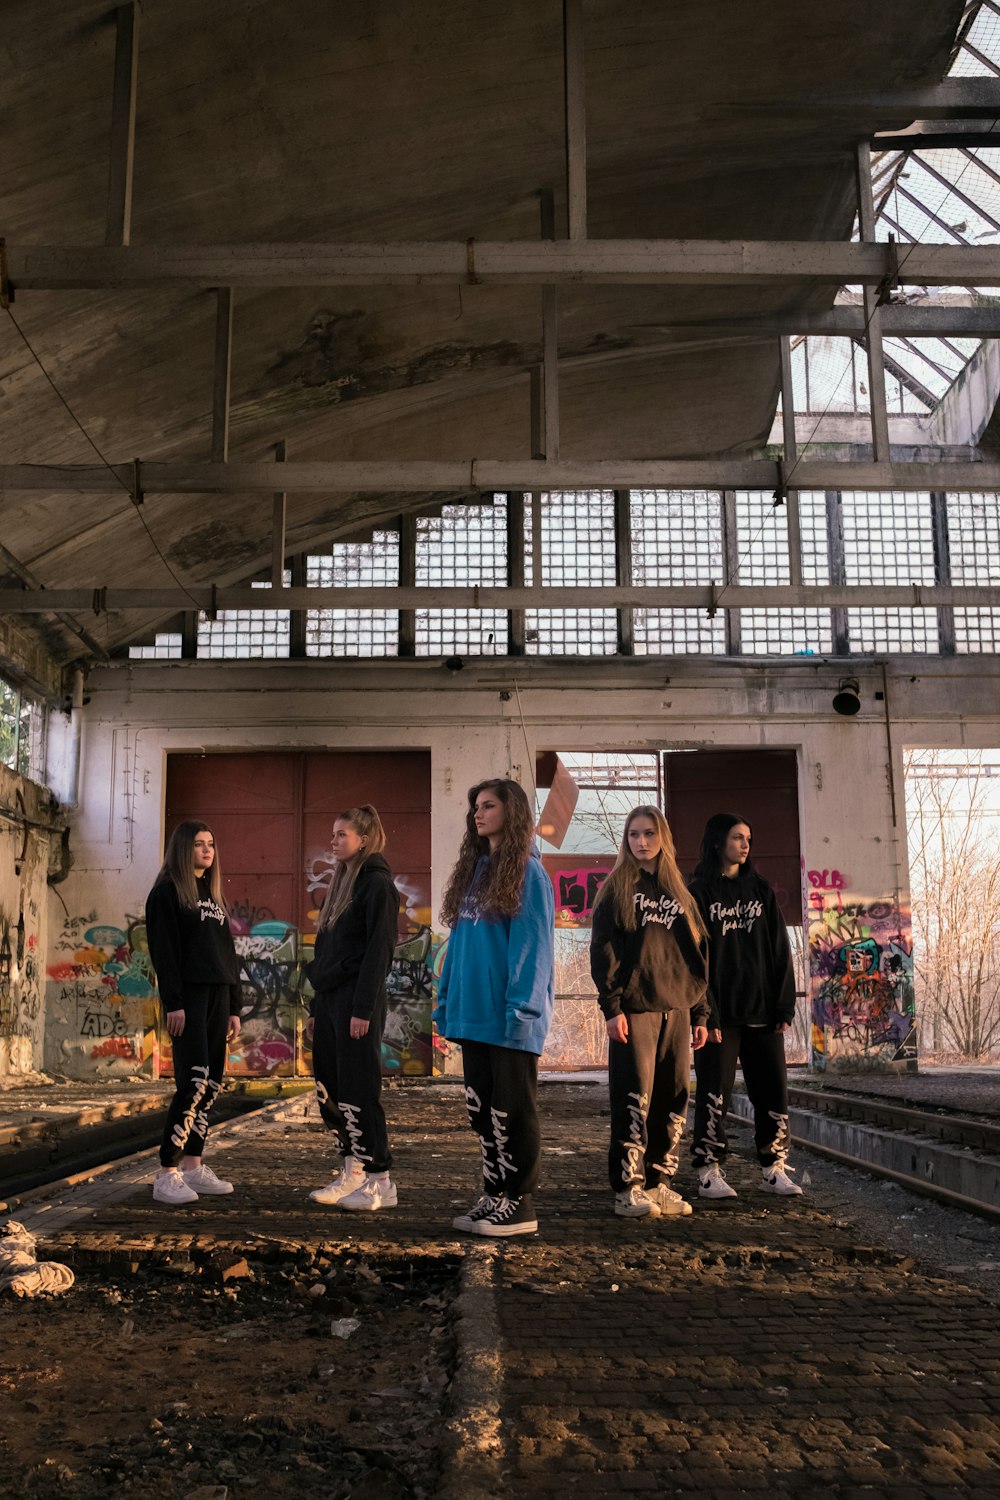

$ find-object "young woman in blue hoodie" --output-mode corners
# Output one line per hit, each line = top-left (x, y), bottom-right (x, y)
(434, 778), (555, 1238)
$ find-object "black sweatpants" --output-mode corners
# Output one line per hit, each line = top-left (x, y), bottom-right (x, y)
(460, 1039), (540, 1200)
(608, 1009), (691, 1193)
(691, 1025), (790, 1170)
(311, 990), (392, 1174)
(159, 983), (229, 1168)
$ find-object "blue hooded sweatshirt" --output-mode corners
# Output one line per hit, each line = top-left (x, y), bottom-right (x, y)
(433, 847), (555, 1056)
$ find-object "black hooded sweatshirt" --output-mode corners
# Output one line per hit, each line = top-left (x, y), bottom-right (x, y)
(689, 863), (795, 1029)
(590, 870), (710, 1026)
(144, 871), (242, 1016)
(306, 853), (400, 1020)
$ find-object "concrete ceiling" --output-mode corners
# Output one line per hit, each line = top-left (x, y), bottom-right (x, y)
(0, 0), (966, 661)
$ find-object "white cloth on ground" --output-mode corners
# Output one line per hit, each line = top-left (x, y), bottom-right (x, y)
(0, 1220), (75, 1298)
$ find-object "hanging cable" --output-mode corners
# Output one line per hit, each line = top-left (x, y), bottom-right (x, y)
(4, 304), (205, 611)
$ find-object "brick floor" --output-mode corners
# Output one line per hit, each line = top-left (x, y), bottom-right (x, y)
(18, 1079), (1000, 1498)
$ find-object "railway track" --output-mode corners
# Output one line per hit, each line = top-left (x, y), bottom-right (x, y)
(0, 1094), (263, 1204)
(730, 1085), (1000, 1222)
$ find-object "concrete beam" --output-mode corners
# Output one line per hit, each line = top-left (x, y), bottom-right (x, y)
(738, 80), (1000, 119)
(930, 337), (1000, 448)
(104, 2), (139, 248)
(766, 413), (932, 447)
(7, 240), (1000, 290)
(5, 457), (1000, 494)
(1, 584), (996, 613)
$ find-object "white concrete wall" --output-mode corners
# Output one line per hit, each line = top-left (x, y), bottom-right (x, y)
(37, 654), (1000, 1078)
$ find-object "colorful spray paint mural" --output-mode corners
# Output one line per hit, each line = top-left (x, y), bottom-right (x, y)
(808, 892), (916, 1070)
(46, 913), (159, 1073)
(47, 903), (442, 1080)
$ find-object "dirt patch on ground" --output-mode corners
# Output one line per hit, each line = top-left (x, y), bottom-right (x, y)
(1, 1246), (457, 1499)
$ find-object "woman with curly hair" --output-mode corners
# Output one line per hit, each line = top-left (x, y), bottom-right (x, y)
(145, 821), (243, 1206)
(434, 778), (555, 1238)
(590, 806), (710, 1219)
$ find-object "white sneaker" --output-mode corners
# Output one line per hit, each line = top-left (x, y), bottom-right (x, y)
(338, 1175), (398, 1212)
(452, 1194), (500, 1231)
(647, 1182), (693, 1217)
(310, 1159), (365, 1205)
(182, 1162), (234, 1195)
(614, 1186), (661, 1218)
(153, 1168), (198, 1205)
(699, 1164), (738, 1200)
(762, 1164), (803, 1196)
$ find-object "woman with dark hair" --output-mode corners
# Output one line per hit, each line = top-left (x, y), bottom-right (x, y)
(689, 813), (802, 1198)
(590, 806), (710, 1218)
(307, 805), (401, 1211)
(145, 821), (243, 1206)
(434, 778), (555, 1238)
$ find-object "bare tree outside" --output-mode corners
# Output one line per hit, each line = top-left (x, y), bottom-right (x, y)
(905, 748), (1000, 1061)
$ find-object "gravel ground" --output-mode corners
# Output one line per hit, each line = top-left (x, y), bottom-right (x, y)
(730, 1114), (1000, 1298)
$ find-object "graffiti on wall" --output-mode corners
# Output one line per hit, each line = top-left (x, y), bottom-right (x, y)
(808, 891), (916, 1068)
(45, 913), (157, 1070)
(0, 909), (43, 1041)
(542, 857), (614, 929)
(47, 894), (443, 1079)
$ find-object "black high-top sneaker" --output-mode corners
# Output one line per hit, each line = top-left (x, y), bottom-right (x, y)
(472, 1194), (538, 1238)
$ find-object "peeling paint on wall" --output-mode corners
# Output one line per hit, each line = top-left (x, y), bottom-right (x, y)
(0, 765), (50, 1077)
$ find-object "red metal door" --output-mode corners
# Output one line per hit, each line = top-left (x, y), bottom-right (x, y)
(163, 750), (433, 1078)
(662, 748), (802, 925)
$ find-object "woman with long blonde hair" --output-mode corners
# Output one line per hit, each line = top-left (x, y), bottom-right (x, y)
(590, 805), (710, 1218)
(145, 820), (243, 1206)
(434, 778), (555, 1238)
(306, 805), (401, 1211)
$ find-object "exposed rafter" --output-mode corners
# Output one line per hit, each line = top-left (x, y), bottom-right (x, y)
(5, 457), (1000, 495)
(8, 240), (1000, 291)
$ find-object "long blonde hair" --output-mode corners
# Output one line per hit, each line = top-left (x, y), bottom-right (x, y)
(594, 804), (705, 943)
(317, 805), (387, 931)
(158, 820), (228, 912)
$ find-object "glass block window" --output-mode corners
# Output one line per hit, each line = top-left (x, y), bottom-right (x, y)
(630, 490), (723, 584)
(740, 608), (833, 655)
(847, 607), (939, 653)
(634, 608), (726, 654)
(129, 632), (182, 660)
(841, 492), (935, 587)
(948, 491), (1000, 653)
(417, 609), (506, 655)
(947, 492), (1000, 585)
(0, 675), (45, 782)
(525, 490), (617, 655)
(953, 608), (1000, 653)
(416, 497), (507, 656)
(198, 578), (290, 659)
(798, 491), (831, 586)
(630, 488), (725, 654)
(735, 490), (832, 655)
(736, 491), (790, 584)
(306, 532), (399, 658)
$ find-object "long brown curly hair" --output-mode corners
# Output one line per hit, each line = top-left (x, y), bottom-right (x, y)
(594, 804), (705, 943)
(440, 778), (535, 925)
